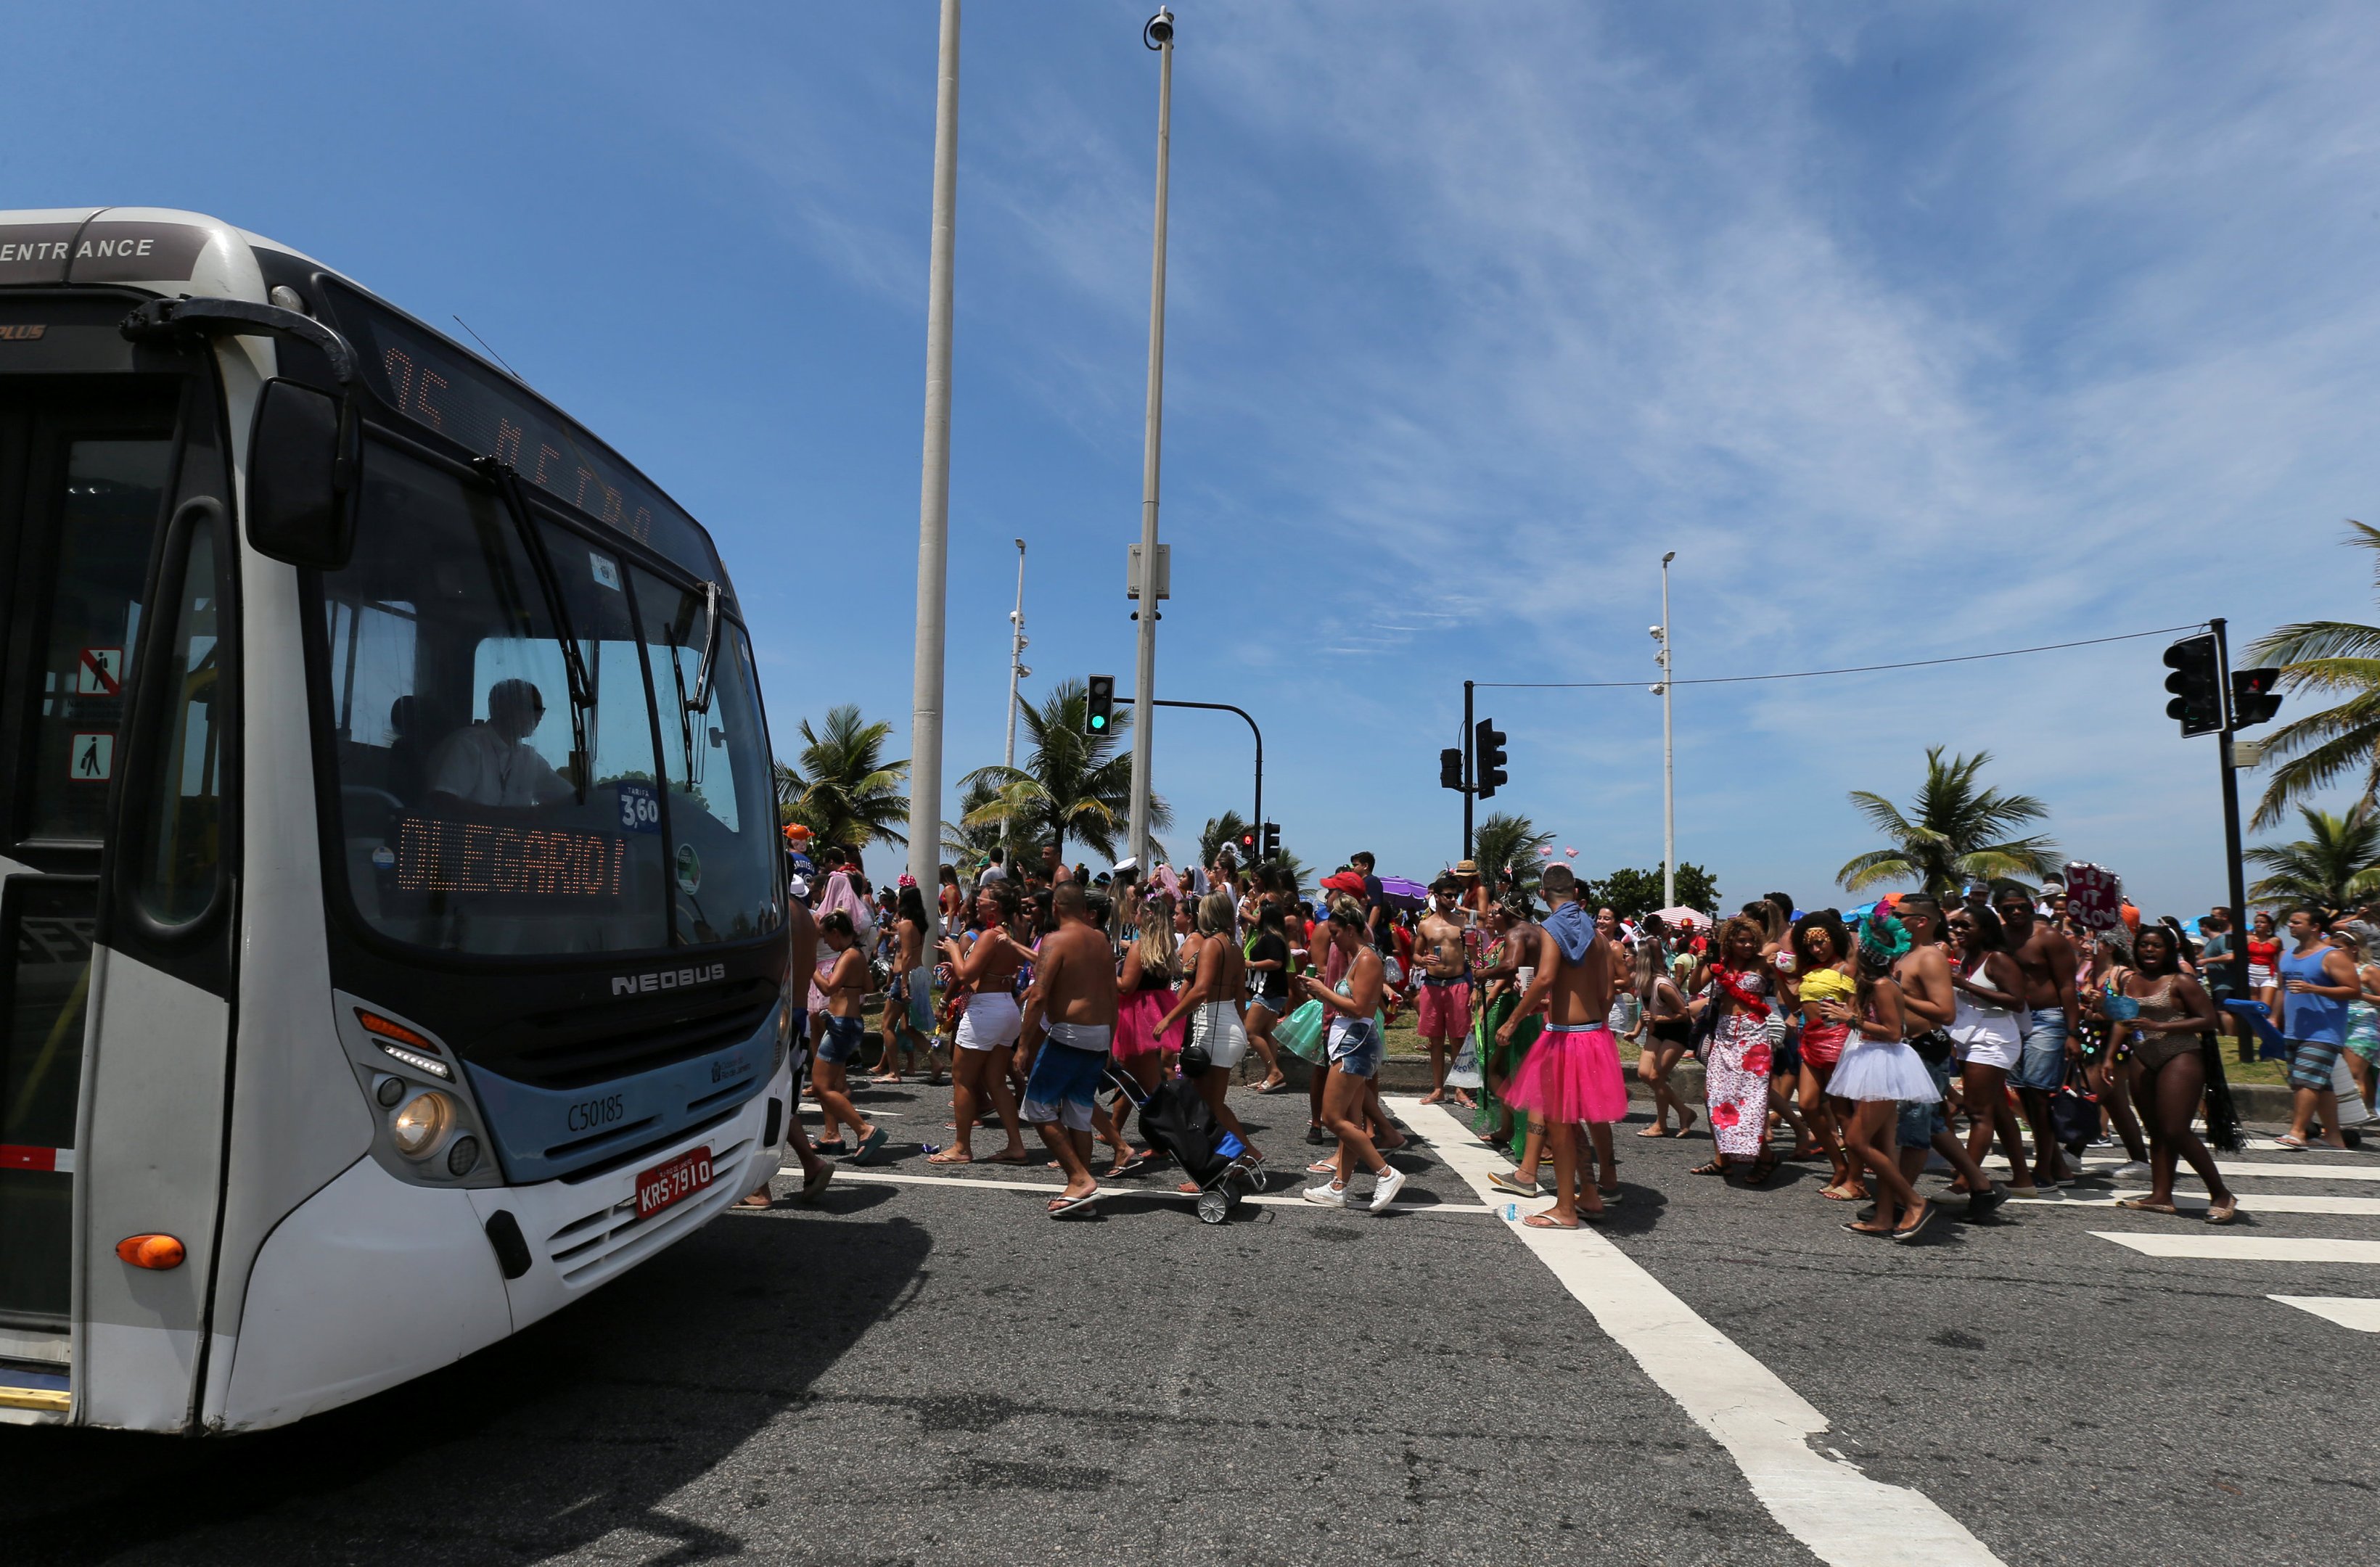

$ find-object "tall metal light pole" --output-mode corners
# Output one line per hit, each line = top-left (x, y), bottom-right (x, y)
(1654, 550), (1677, 908)
(1125, 5), (1174, 867)
(1003, 537), (1028, 769)
(905, 0), (961, 892)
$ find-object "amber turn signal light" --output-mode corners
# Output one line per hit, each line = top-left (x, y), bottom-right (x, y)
(115, 1234), (186, 1270)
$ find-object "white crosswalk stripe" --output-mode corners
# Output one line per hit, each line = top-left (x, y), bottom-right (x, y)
(2089, 1232), (2380, 1264)
(2010, 1191), (2380, 1216)
(2270, 1296), (2380, 1332)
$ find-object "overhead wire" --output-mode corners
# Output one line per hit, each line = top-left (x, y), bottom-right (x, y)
(1471, 622), (2209, 691)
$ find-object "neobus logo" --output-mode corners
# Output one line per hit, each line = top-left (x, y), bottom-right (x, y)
(611, 961), (727, 998)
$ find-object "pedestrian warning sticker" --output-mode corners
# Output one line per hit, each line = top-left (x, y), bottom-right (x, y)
(75, 646), (123, 696)
(70, 732), (113, 781)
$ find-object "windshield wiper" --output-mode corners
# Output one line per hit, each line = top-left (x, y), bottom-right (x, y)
(472, 456), (591, 804)
(688, 580), (721, 715)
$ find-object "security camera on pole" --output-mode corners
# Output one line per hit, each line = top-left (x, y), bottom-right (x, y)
(1125, 6), (1174, 869)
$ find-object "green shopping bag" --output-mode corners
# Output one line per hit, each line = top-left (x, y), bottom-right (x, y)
(1275, 998), (1327, 1062)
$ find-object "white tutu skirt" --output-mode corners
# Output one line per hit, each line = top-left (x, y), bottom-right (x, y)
(1828, 1038), (1942, 1103)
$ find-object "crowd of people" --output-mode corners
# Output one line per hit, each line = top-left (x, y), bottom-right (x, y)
(750, 826), (2379, 1234)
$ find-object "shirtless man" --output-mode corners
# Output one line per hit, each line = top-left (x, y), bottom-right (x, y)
(1997, 888), (2080, 1186)
(1498, 865), (1619, 1226)
(1017, 881), (1120, 1214)
(1888, 895), (2006, 1220)
(1414, 876), (1474, 1106)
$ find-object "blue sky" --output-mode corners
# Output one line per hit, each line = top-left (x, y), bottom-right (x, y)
(12, 2), (2380, 916)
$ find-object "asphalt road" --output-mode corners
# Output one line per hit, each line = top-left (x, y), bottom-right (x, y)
(7, 1079), (2379, 1566)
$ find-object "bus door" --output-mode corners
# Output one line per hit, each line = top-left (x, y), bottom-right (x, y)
(0, 352), (235, 1428)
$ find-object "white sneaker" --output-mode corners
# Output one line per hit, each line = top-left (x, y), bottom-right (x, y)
(1302, 1182), (1349, 1207)
(1370, 1167), (1408, 1212)
(2109, 1160), (2151, 1181)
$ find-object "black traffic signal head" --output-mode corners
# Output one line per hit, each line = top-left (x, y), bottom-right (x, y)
(1474, 717), (1509, 800)
(2162, 635), (2223, 737)
(1086, 674), (1115, 735)
(1261, 821), (1280, 860)
(1440, 747), (1464, 791)
(2231, 667), (2283, 730)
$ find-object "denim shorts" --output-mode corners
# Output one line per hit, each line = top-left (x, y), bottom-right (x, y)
(1020, 1037), (1107, 1132)
(1328, 1017), (1383, 1079)
(1897, 1052), (1956, 1148)
(816, 1013), (867, 1066)
(2015, 1009), (2068, 1092)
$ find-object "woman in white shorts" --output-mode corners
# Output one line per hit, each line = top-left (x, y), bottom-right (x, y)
(1947, 904), (2035, 1191)
(932, 881), (1032, 1164)
(1155, 891), (1264, 1179)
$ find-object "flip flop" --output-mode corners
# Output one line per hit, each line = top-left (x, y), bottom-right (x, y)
(1048, 1188), (1104, 1218)
(1892, 1204), (1940, 1245)
(798, 1165), (834, 1203)
(1522, 1212), (1581, 1230)
(1636, 1125), (1672, 1139)
(854, 1127), (887, 1164)
(2114, 1196), (2180, 1214)
(988, 1151), (1035, 1165)
(924, 1150), (973, 1165)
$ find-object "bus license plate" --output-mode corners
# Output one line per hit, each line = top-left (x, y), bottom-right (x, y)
(635, 1146), (713, 1220)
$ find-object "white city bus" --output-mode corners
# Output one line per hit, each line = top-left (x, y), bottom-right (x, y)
(0, 209), (795, 1432)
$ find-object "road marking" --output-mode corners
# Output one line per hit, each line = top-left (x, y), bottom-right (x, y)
(1981, 1153), (2380, 1183)
(818, 1166), (1491, 1216)
(2090, 1232), (2380, 1263)
(2270, 1296), (2380, 1331)
(2009, 1192), (2380, 1216)
(1391, 1096), (2003, 1567)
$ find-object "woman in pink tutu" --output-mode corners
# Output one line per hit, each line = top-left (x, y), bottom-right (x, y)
(1495, 866), (1629, 1227)
(1107, 899), (1178, 1167)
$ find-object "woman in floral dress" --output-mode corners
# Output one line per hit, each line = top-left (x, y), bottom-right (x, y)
(1694, 915), (1782, 1184)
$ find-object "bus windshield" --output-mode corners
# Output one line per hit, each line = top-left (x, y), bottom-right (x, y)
(315, 439), (781, 955)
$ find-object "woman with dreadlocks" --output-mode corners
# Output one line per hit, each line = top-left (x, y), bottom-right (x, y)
(1818, 914), (1941, 1242)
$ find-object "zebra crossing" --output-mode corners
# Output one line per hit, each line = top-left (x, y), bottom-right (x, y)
(1980, 1138), (2380, 1333)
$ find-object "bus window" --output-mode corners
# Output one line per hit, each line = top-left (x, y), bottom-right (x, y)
(132, 517), (225, 926)
(25, 439), (171, 844)
(631, 569), (781, 947)
(315, 443), (668, 954)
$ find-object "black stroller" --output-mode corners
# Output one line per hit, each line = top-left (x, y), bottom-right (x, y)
(1105, 1046), (1267, 1223)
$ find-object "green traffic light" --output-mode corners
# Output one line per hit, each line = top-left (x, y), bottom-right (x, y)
(1090, 715), (1106, 729)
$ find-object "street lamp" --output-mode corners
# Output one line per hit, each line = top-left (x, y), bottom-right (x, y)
(1652, 550), (1676, 908)
(1125, 5), (1174, 868)
(904, 0), (961, 893)
(1004, 538), (1028, 769)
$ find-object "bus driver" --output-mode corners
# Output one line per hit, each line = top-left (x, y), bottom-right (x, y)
(426, 677), (569, 809)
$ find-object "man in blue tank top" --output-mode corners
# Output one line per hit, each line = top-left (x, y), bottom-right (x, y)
(2277, 908), (2358, 1151)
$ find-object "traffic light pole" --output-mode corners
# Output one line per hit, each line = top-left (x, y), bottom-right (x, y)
(1462, 678), (1475, 866)
(2212, 617), (2252, 998)
(1119, 694), (1260, 847)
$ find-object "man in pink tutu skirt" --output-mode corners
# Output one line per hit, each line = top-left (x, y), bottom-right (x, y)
(1495, 865), (1631, 1227)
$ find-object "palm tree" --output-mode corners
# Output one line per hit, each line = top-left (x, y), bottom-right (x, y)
(2246, 803), (2380, 908)
(1472, 812), (1554, 899)
(774, 704), (909, 852)
(1199, 811), (1252, 870)
(2245, 521), (2380, 828)
(942, 774), (1031, 867)
(1837, 747), (2060, 899)
(959, 678), (1171, 864)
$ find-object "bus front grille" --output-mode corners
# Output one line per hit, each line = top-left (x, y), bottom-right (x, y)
(543, 1134), (755, 1285)
(470, 979), (779, 1091)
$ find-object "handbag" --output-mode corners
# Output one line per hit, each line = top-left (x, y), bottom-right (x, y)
(1909, 1027), (1955, 1065)
(2049, 1066), (2101, 1154)
(1274, 998), (1328, 1063)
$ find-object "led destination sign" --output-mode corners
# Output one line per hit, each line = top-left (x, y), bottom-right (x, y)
(393, 817), (626, 900)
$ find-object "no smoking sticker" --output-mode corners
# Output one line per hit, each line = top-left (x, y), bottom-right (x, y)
(70, 732), (113, 781)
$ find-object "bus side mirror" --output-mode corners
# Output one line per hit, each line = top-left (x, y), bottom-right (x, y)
(247, 378), (357, 569)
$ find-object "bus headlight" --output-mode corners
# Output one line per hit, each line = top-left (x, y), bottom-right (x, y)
(391, 1090), (454, 1158)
